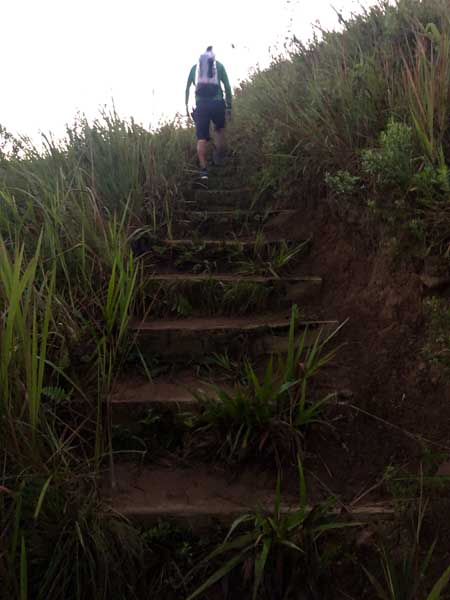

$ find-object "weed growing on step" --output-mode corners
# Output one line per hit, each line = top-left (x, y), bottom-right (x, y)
(187, 459), (359, 600)
(237, 239), (310, 277)
(190, 306), (341, 464)
(201, 351), (244, 380)
(140, 521), (224, 598)
(112, 407), (187, 460)
(140, 279), (277, 318)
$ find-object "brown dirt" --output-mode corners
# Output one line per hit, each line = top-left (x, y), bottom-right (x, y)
(282, 204), (450, 500)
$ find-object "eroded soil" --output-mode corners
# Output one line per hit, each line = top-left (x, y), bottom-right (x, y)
(281, 204), (450, 503)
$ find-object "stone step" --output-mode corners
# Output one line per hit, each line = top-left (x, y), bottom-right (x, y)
(107, 463), (395, 526)
(138, 274), (322, 318)
(130, 314), (339, 362)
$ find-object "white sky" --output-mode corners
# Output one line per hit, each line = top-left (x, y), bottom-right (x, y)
(0, 0), (378, 139)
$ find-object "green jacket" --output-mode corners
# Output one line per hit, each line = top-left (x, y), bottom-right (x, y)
(185, 61), (232, 109)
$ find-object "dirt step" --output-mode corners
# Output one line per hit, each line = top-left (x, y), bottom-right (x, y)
(153, 237), (310, 260)
(130, 314), (339, 362)
(184, 189), (296, 211)
(172, 209), (298, 238)
(107, 463), (395, 526)
(110, 375), (220, 415)
(110, 376), (356, 417)
(134, 236), (310, 272)
(190, 188), (255, 209)
(137, 274), (323, 318)
(187, 164), (242, 189)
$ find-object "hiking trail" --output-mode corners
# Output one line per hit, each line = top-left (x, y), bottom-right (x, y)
(105, 159), (393, 529)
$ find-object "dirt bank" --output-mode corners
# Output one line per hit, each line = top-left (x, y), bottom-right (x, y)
(275, 203), (450, 500)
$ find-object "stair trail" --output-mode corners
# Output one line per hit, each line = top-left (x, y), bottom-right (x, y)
(105, 162), (386, 528)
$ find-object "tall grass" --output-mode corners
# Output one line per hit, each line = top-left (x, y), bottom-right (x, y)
(0, 110), (194, 456)
(229, 0), (450, 217)
(0, 111), (196, 597)
(0, 239), (55, 451)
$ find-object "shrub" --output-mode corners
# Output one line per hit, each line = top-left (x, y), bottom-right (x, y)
(325, 170), (361, 196)
(361, 120), (415, 191)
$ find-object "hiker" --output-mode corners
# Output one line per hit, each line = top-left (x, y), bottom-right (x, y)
(185, 46), (232, 182)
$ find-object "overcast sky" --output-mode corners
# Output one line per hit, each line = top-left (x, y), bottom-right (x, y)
(0, 0), (379, 139)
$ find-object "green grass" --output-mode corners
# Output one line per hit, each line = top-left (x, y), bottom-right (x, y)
(0, 111), (197, 598)
(228, 0), (450, 249)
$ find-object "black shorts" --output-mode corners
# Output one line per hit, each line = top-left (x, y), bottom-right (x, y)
(193, 100), (226, 140)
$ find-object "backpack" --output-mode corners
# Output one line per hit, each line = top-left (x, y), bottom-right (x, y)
(195, 51), (220, 98)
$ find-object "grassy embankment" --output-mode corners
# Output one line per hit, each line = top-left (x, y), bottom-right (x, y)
(3, 0), (450, 597)
(0, 113), (196, 598)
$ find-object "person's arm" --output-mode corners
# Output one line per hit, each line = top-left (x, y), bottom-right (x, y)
(219, 64), (232, 109)
(185, 65), (196, 114)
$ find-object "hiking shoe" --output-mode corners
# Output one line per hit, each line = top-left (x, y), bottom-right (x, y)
(200, 168), (208, 180)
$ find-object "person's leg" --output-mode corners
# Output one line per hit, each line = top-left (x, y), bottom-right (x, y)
(197, 139), (208, 169)
(193, 104), (210, 176)
(213, 128), (226, 159)
(211, 101), (227, 165)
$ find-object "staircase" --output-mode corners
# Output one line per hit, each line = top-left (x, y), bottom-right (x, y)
(106, 163), (389, 528)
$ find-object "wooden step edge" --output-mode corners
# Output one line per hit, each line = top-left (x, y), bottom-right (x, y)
(110, 381), (348, 412)
(130, 317), (338, 333)
(111, 501), (396, 523)
(144, 274), (322, 284)
(110, 379), (220, 410)
(194, 188), (254, 195)
(175, 209), (299, 217)
(160, 238), (308, 247)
